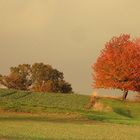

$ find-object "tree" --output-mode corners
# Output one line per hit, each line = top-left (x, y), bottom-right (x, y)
(93, 34), (140, 100)
(31, 63), (53, 85)
(30, 63), (72, 93)
(1, 63), (73, 93)
(31, 80), (53, 92)
(1, 64), (31, 90)
(58, 80), (73, 93)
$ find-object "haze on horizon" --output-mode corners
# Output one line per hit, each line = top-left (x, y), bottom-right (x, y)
(0, 0), (140, 95)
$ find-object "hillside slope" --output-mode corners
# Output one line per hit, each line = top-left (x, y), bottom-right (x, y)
(0, 89), (140, 125)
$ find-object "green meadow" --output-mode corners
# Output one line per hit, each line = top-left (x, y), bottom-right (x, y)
(0, 89), (140, 140)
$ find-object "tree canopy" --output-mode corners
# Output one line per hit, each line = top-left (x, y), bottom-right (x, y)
(1, 63), (73, 93)
(93, 34), (140, 100)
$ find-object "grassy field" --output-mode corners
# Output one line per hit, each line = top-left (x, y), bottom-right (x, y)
(0, 112), (140, 140)
(0, 89), (140, 140)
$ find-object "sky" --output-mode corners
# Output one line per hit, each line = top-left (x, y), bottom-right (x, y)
(0, 0), (140, 95)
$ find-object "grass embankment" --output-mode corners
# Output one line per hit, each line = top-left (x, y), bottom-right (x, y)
(0, 89), (140, 139)
(0, 89), (140, 125)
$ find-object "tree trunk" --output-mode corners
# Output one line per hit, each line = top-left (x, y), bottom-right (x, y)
(122, 90), (128, 101)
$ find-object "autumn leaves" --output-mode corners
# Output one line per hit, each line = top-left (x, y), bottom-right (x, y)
(93, 34), (140, 100)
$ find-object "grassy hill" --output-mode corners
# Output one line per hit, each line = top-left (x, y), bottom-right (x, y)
(0, 89), (140, 125)
(0, 89), (88, 113)
(0, 89), (140, 140)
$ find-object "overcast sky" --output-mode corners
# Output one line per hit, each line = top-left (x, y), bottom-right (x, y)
(0, 0), (140, 95)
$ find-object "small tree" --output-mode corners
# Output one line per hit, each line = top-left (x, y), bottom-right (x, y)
(93, 34), (140, 100)
(58, 80), (73, 93)
(1, 64), (31, 90)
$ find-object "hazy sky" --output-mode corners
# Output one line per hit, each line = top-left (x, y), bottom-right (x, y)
(0, 0), (140, 94)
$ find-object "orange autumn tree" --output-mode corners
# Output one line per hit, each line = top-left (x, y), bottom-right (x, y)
(93, 34), (140, 100)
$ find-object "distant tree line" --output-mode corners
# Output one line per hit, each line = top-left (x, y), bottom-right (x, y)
(0, 63), (73, 93)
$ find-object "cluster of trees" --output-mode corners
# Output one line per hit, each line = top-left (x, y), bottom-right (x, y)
(93, 34), (140, 100)
(0, 63), (72, 93)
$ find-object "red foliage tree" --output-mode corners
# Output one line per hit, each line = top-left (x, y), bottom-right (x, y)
(93, 34), (140, 100)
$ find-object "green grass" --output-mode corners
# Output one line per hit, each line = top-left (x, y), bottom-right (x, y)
(0, 89), (140, 139)
(0, 89), (89, 113)
(0, 89), (140, 125)
(0, 113), (140, 140)
(84, 98), (140, 125)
